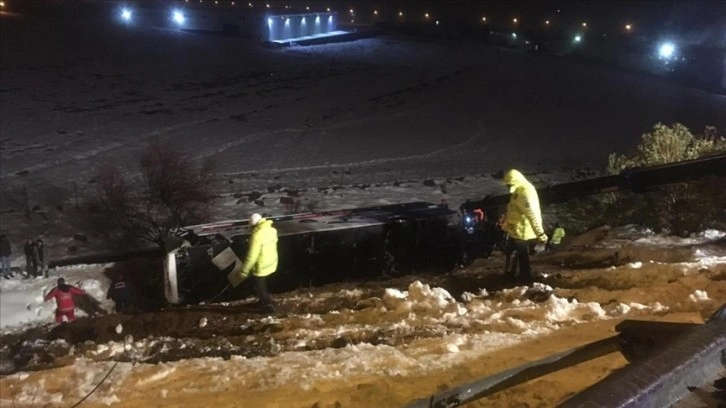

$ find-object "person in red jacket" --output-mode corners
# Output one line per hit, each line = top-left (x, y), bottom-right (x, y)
(44, 278), (86, 323)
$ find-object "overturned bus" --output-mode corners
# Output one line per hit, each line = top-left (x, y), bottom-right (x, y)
(165, 154), (726, 305)
(164, 202), (464, 304)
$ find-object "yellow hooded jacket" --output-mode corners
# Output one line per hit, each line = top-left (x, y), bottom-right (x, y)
(551, 227), (566, 245)
(503, 170), (545, 241)
(241, 219), (279, 278)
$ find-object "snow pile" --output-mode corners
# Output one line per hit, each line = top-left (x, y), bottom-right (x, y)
(689, 290), (710, 302)
(382, 281), (456, 314)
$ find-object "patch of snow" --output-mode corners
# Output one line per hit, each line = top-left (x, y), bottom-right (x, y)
(689, 290), (709, 302)
(627, 261), (643, 269)
(137, 366), (177, 386)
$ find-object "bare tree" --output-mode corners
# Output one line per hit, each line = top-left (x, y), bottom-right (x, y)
(89, 145), (216, 249)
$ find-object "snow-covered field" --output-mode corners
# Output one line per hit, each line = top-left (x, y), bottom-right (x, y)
(1, 4), (725, 258)
(1, 4), (726, 408)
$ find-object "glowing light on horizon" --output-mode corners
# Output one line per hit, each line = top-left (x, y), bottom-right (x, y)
(172, 10), (185, 24)
(659, 42), (676, 59)
(121, 8), (132, 21)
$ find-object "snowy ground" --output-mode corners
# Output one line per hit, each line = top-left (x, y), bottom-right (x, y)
(1, 5), (726, 408)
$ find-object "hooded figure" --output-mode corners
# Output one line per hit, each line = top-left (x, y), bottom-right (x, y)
(45, 278), (86, 323)
(239, 213), (278, 313)
(502, 170), (546, 242)
(502, 170), (547, 283)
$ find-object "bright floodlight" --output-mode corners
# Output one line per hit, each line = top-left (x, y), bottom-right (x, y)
(511, 32), (517, 38)
(659, 42), (675, 59)
(121, 8), (132, 21)
(574, 35), (582, 42)
(172, 10), (185, 25)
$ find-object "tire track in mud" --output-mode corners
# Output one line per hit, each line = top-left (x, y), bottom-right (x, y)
(0, 291), (448, 375)
(0, 266), (542, 376)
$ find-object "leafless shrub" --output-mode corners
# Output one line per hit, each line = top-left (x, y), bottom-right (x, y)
(87, 145), (216, 249)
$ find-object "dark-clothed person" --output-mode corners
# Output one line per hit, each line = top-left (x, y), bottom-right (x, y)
(0, 234), (11, 279)
(45, 278), (86, 323)
(34, 239), (48, 278)
(24, 238), (36, 278)
(107, 274), (134, 313)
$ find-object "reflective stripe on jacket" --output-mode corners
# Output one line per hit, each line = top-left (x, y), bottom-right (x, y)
(241, 219), (279, 278)
(503, 170), (545, 241)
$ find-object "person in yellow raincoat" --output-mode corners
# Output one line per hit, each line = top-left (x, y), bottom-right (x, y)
(240, 213), (279, 312)
(502, 169), (547, 283)
(547, 223), (566, 251)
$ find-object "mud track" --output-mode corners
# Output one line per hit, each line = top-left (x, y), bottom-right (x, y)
(0, 260), (552, 376)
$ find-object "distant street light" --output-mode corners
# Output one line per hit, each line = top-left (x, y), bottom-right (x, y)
(373, 10), (378, 15)
(512, 18), (518, 23)
(425, 13), (429, 19)
(658, 42), (676, 59)
(545, 20), (550, 25)
(625, 24), (632, 31)
(582, 22), (587, 27)
(574, 34), (582, 43)
(482, 16), (486, 22)
(172, 10), (185, 25)
(120, 8), (132, 21)
(399, 11), (403, 17)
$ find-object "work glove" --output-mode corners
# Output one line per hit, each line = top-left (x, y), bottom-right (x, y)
(537, 233), (548, 243)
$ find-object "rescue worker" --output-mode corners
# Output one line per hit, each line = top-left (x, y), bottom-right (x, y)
(502, 169), (547, 283)
(107, 273), (134, 313)
(44, 278), (86, 323)
(239, 213), (278, 313)
(547, 223), (566, 251)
